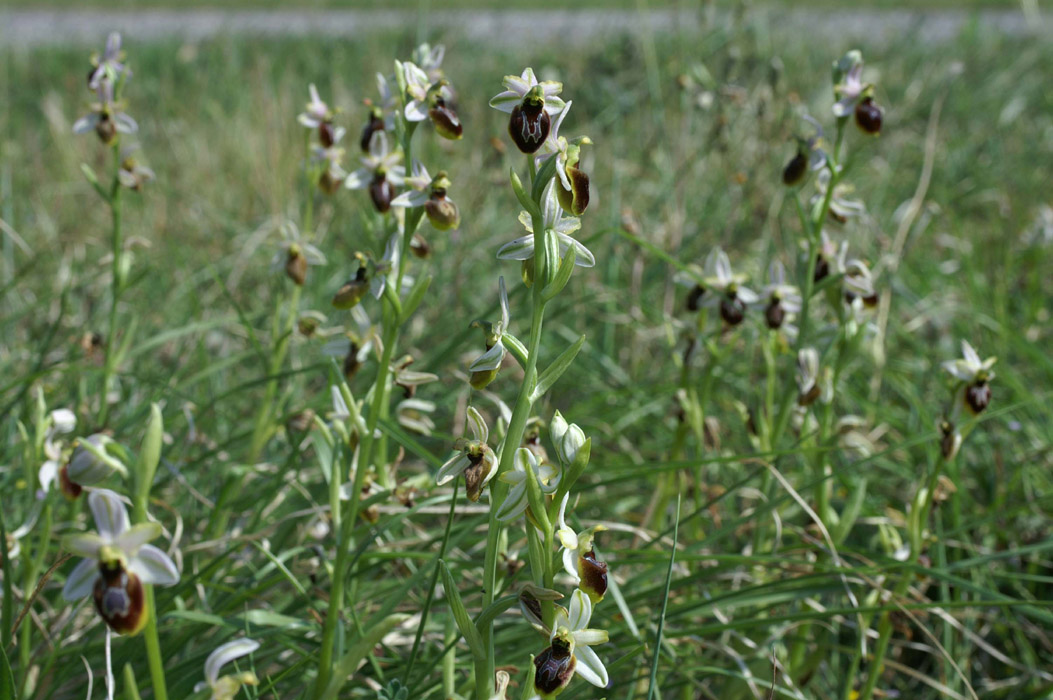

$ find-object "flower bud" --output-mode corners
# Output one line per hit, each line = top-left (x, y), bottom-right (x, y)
(469, 367), (498, 390)
(782, 150), (808, 186)
(534, 637), (575, 697)
(65, 434), (127, 497)
(360, 108), (385, 152)
(332, 267), (370, 310)
(854, 97), (883, 135)
(369, 173), (395, 213)
(285, 245), (308, 286)
(509, 88), (549, 154)
(428, 96), (463, 140)
(94, 557), (147, 635)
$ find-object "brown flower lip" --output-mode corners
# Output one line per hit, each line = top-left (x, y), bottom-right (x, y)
(509, 101), (550, 154)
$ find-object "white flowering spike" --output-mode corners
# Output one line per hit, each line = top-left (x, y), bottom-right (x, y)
(497, 181), (595, 269)
(496, 448), (561, 523)
(436, 406), (497, 502)
(62, 489), (178, 634)
(194, 638), (261, 700)
(533, 590), (609, 696)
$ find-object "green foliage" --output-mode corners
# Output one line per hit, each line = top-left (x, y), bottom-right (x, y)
(0, 12), (1051, 700)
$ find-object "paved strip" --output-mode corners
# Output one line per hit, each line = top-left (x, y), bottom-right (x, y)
(0, 7), (1047, 48)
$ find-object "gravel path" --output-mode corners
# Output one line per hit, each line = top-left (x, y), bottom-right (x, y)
(0, 7), (1047, 48)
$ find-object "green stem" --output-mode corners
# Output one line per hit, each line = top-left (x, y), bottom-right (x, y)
(98, 143), (124, 427)
(133, 493), (167, 700)
(476, 157), (552, 700)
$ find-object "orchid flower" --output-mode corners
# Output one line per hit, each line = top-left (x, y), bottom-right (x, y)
(61, 489), (179, 634)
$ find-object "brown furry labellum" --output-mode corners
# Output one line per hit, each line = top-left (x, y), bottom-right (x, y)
(285, 249), (307, 286)
(509, 102), (549, 154)
(578, 548), (609, 603)
(765, 299), (785, 329)
(720, 294), (746, 326)
(965, 380), (991, 414)
(463, 451), (489, 502)
(686, 284), (706, 312)
(854, 97), (883, 135)
(798, 384), (821, 407)
(534, 637), (575, 696)
(343, 341), (363, 380)
(813, 255), (831, 283)
(360, 112), (385, 152)
(428, 98), (463, 140)
(556, 165), (590, 216)
(96, 113), (117, 145)
(318, 120), (338, 148)
(59, 465), (83, 499)
(93, 560), (147, 635)
(424, 192), (461, 230)
(332, 268), (370, 310)
(369, 173), (394, 213)
(782, 150), (808, 186)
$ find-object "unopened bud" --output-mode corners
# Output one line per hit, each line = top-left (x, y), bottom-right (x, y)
(332, 267), (370, 310)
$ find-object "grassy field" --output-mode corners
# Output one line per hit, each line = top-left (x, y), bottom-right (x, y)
(2, 6), (1052, 700)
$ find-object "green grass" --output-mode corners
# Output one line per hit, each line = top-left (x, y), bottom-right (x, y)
(1, 9), (1052, 700)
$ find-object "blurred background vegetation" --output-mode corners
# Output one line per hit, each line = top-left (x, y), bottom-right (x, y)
(1, 1), (1051, 698)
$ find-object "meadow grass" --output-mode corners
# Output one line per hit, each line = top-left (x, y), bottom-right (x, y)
(1, 9), (1052, 700)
